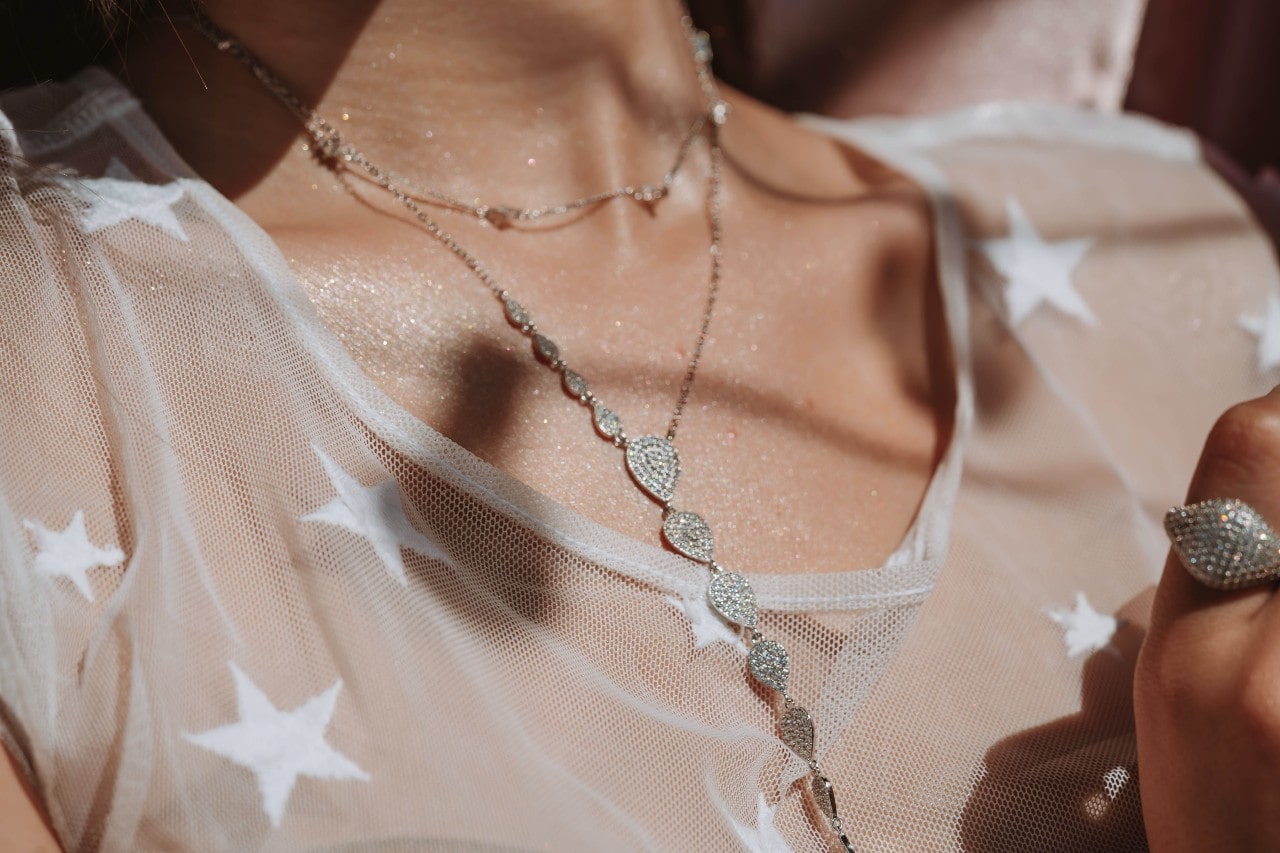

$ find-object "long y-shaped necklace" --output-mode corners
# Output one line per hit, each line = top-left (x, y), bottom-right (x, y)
(193, 10), (856, 851)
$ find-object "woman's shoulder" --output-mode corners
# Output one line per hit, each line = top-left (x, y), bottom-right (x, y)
(0, 68), (241, 351)
(808, 104), (1275, 343)
(1, 67), (199, 255)
(0, 70), (252, 526)
(813, 103), (1280, 509)
(1, 70), (199, 395)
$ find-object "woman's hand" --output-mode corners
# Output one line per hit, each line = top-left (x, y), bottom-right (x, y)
(1135, 387), (1280, 851)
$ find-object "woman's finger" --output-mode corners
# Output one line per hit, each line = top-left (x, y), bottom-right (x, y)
(1136, 386), (1280, 852)
(1148, 384), (1280, 637)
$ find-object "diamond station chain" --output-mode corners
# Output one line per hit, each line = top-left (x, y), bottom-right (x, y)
(194, 10), (712, 230)
(194, 11), (855, 851)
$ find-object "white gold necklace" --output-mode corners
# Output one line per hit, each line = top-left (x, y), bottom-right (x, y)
(194, 9), (716, 230)
(193, 10), (856, 850)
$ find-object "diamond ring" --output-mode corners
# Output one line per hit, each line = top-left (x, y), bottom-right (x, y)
(1165, 498), (1280, 590)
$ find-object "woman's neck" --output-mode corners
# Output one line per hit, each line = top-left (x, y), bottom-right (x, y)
(117, 0), (705, 202)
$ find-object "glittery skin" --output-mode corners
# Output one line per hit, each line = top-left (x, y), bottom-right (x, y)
(270, 95), (949, 577)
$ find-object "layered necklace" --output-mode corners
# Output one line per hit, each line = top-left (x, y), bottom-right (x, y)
(193, 10), (856, 851)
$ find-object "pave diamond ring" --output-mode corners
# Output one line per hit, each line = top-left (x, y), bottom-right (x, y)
(1165, 498), (1280, 590)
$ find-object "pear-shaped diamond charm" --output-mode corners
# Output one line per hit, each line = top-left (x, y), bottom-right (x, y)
(748, 639), (789, 692)
(811, 774), (839, 821)
(779, 705), (815, 761)
(707, 572), (757, 628)
(625, 436), (680, 503)
(662, 511), (714, 563)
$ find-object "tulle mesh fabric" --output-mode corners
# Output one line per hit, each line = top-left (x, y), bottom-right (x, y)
(0, 68), (1277, 852)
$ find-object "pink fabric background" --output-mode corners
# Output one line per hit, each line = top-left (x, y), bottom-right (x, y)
(693, 0), (1280, 243)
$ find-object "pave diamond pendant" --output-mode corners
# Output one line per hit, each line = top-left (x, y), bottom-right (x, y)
(748, 639), (789, 692)
(533, 333), (560, 364)
(593, 404), (622, 439)
(502, 296), (531, 330)
(779, 705), (815, 762)
(707, 572), (757, 628)
(662, 510), (714, 563)
(811, 774), (839, 821)
(563, 370), (590, 401)
(625, 436), (680, 503)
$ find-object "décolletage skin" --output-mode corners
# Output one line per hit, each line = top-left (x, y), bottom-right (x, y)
(117, 0), (953, 577)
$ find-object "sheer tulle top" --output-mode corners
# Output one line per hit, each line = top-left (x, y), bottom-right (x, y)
(0, 68), (1276, 851)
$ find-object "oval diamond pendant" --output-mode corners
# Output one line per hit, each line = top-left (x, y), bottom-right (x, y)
(593, 404), (622, 439)
(502, 297), (531, 330)
(563, 370), (590, 401)
(625, 436), (680, 503)
(532, 333), (559, 364)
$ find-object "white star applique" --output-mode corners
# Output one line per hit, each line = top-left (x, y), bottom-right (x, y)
(665, 590), (747, 651)
(1238, 294), (1280, 372)
(728, 793), (792, 853)
(975, 197), (1096, 327)
(302, 445), (449, 586)
(22, 510), (124, 601)
(182, 662), (369, 828)
(1046, 592), (1117, 658)
(71, 157), (188, 241)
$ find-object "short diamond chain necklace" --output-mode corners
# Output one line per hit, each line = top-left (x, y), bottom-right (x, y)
(193, 10), (856, 850)
(195, 10), (714, 230)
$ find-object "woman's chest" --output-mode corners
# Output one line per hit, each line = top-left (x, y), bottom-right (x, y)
(268, 191), (949, 576)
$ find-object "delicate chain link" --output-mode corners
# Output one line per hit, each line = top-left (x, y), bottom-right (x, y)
(667, 132), (721, 441)
(375, 115), (708, 227)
